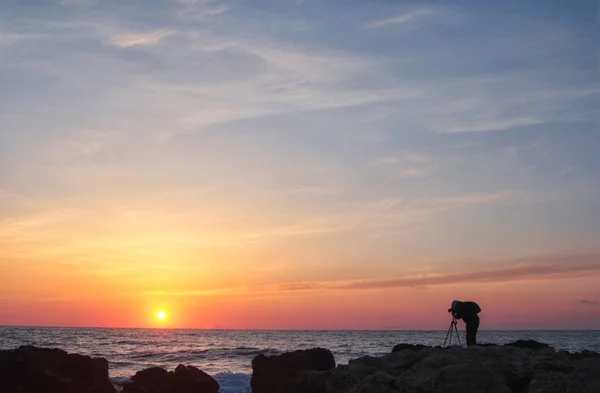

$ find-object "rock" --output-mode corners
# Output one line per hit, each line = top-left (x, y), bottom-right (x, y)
(0, 345), (116, 393)
(265, 343), (600, 393)
(172, 365), (220, 393)
(568, 350), (600, 361)
(391, 343), (427, 352)
(123, 365), (219, 393)
(505, 340), (551, 350)
(251, 347), (335, 393)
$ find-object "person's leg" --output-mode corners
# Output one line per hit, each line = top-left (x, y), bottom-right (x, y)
(466, 316), (480, 346)
(466, 321), (475, 346)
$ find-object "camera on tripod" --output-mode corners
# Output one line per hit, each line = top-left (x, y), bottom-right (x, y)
(447, 308), (458, 320)
(443, 309), (462, 347)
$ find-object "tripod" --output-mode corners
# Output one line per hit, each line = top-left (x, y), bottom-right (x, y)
(443, 316), (463, 347)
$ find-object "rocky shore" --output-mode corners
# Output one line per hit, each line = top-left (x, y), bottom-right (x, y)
(1, 341), (599, 393)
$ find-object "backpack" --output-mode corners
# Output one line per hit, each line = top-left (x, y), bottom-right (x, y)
(464, 301), (481, 315)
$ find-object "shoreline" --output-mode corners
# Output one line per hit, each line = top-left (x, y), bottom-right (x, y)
(2, 341), (600, 393)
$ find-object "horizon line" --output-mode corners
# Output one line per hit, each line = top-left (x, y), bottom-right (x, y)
(1, 325), (599, 332)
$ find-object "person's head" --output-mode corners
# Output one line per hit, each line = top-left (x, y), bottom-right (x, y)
(451, 300), (460, 310)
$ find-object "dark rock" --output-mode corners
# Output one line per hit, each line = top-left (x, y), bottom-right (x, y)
(504, 340), (550, 350)
(568, 350), (600, 361)
(391, 343), (427, 352)
(172, 365), (220, 393)
(123, 365), (219, 393)
(251, 347), (335, 393)
(131, 367), (170, 386)
(0, 345), (116, 393)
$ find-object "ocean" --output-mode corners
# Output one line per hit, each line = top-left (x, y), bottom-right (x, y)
(1, 327), (599, 393)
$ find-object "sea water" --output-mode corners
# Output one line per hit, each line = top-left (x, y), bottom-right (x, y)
(1, 327), (599, 393)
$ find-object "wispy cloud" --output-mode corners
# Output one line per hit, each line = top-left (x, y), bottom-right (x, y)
(579, 300), (600, 306)
(172, 0), (216, 5)
(108, 28), (176, 48)
(337, 259), (600, 289)
(172, 0), (232, 20)
(430, 191), (524, 206)
(279, 282), (325, 291)
(395, 167), (430, 178)
(281, 187), (337, 196)
(59, 0), (97, 6)
(251, 257), (600, 292)
(374, 152), (435, 178)
(157, 255), (600, 295)
(177, 4), (232, 20)
(441, 116), (544, 133)
(367, 8), (435, 29)
(0, 32), (23, 46)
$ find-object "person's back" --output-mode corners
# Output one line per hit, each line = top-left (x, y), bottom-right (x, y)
(450, 300), (481, 346)
(458, 301), (481, 322)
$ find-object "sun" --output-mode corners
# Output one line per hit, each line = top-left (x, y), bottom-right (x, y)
(157, 311), (167, 320)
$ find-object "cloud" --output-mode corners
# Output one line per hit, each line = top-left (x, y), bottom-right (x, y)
(367, 8), (435, 29)
(172, 0), (215, 5)
(227, 255), (600, 294)
(0, 32), (23, 46)
(282, 187), (337, 196)
(337, 260), (600, 290)
(579, 300), (600, 306)
(440, 116), (544, 133)
(59, 0), (97, 6)
(108, 29), (176, 48)
(172, 0), (232, 20)
(374, 152), (435, 178)
(279, 282), (325, 291)
(129, 38), (422, 138)
(430, 191), (524, 206)
(396, 167), (430, 178)
(178, 4), (232, 20)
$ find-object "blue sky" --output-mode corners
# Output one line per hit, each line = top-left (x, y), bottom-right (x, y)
(1, 0), (600, 310)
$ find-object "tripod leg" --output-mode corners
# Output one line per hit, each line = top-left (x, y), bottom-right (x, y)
(443, 324), (451, 347)
(443, 321), (454, 347)
(453, 322), (462, 347)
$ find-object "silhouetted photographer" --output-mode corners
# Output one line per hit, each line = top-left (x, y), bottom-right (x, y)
(448, 300), (481, 346)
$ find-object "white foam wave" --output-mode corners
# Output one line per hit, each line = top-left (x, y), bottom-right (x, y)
(214, 371), (251, 393)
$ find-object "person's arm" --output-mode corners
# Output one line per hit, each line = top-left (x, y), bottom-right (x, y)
(453, 304), (463, 320)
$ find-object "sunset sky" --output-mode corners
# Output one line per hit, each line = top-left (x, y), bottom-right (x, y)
(1, 0), (599, 330)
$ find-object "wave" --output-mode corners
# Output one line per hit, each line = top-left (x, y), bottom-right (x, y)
(109, 361), (136, 367)
(125, 347), (280, 362)
(228, 348), (280, 357)
(214, 371), (251, 393)
(110, 376), (132, 387)
(114, 340), (144, 345)
(110, 369), (251, 393)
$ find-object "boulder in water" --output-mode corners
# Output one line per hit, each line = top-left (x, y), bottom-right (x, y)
(0, 345), (116, 393)
(251, 347), (335, 393)
(392, 343), (428, 352)
(504, 340), (551, 350)
(123, 365), (219, 393)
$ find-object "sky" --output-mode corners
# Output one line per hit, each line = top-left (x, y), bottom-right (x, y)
(0, 0), (599, 330)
